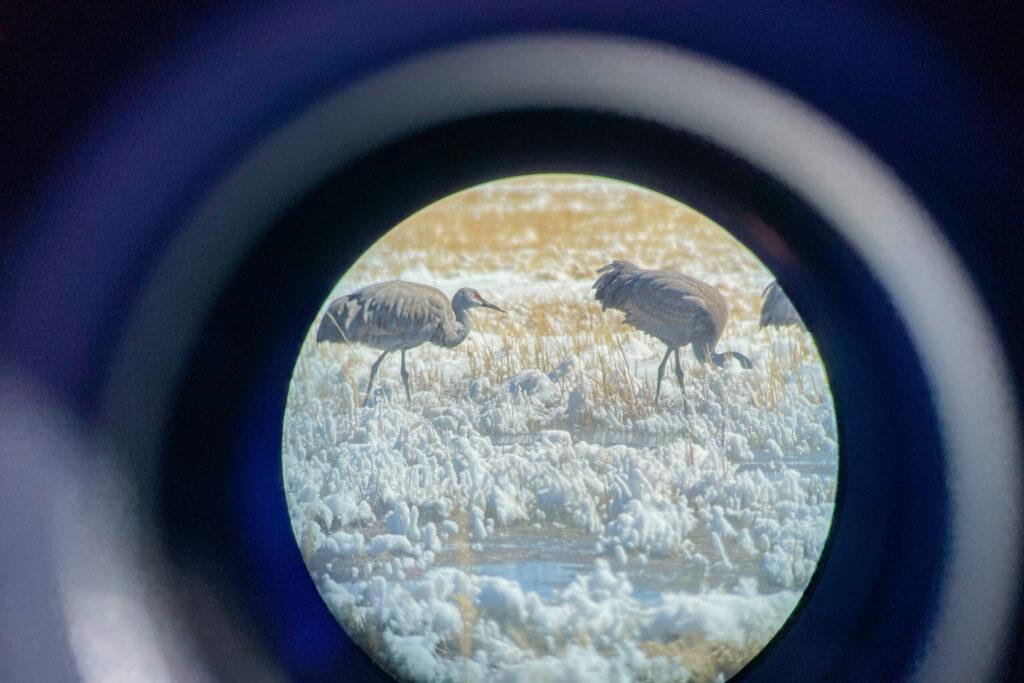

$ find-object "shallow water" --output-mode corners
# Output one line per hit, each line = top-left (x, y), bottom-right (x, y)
(322, 525), (768, 609)
(735, 458), (837, 477)
(488, 428), (681, 449)
(480, 530), (758, 592)
(490, 429), (835, 476)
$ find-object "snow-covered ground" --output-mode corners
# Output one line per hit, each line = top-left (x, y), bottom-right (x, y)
(283, 176), (838, 681)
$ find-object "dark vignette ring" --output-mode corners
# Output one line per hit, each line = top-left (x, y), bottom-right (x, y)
(161, 109), (942, 681)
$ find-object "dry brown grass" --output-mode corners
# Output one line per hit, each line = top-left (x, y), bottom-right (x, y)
(452, 593), (478, 661)
(446, 508), (479, 665)
(751, 327), (829, 412)
(459, 303), (659, 424)
(344, 175), (761, 298)
(639, 635), (764, 682)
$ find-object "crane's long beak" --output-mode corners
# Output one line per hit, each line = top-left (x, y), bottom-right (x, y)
(480, 297), (505, 313)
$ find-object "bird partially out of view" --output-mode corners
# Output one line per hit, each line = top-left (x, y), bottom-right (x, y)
(593, 260), (753, 406)
(758, 280), (804, 329)
(317, 281), (505, 405)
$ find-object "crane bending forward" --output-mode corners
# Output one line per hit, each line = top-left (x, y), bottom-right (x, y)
(593, 261), (753, 406)
(317, 281), (505, 406)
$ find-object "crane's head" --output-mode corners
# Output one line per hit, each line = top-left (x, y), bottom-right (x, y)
(454, 287), (505, 313)
(713, 350), (754, 369)
(694, 342), (754, 370)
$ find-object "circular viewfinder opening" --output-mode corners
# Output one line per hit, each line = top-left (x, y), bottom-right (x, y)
(283, 174), (838, 681)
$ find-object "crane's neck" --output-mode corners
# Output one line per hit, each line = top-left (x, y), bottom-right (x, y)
(693, 341), (750, 368)
(437, 300), (473, 348)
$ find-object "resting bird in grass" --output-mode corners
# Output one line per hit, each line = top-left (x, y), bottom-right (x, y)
(593, 261), (753, 406)
(317, 281), (504, 405)
(759, 280), (805, 329)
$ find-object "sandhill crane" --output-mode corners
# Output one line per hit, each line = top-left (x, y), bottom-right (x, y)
(759, 280), (804, 329)
(593, 261), (753, 406)
(316, 281), (504, 405)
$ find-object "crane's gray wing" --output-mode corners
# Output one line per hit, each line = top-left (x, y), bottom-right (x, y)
(619, 271), (720, 344)
(759, 280), (802, 328)
(317, 281), (451, 345)
(595, 262), (721, 345)
(593, 260), (641, 310)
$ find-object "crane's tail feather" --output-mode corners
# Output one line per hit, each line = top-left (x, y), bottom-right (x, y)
(759, 281), (803, 328)
(592, 260), (640, 310)
(316, 311), (347, 343)
(595, 259), (639, 275)
(316, 297), (355, 343)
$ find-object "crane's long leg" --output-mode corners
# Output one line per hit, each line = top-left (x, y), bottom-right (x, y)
(363, 350), (389, 406)
(673, 348), (690, 415)
(400, 349), (411, 401)
(655, 347), (673, 406)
